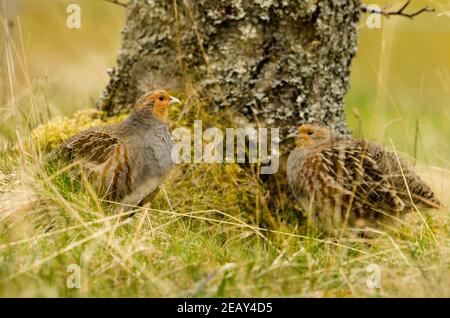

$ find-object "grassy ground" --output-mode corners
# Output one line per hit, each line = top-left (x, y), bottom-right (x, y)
(0, 1), (449, 297)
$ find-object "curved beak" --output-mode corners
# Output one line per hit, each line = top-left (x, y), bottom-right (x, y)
(169, 96), (181, 105)
(286, 131), (298, 139)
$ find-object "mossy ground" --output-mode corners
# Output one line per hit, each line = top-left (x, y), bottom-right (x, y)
(0, 102), (449, 297)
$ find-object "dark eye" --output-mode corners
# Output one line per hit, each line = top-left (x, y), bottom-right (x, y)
(159, 96), (164, 101)
(307, 131), (313, 135)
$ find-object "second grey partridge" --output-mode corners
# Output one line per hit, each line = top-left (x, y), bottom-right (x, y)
(287, 124), (441, 234)
(56, 90), (180, 210)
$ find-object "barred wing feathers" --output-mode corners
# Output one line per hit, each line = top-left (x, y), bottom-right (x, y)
(58, 127), (134, 201)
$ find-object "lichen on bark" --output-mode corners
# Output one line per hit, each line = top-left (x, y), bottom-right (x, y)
(98, 0), (361, 141)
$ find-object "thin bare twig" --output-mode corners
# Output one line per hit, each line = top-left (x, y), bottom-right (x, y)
(101, 0), (128, 7)
(361, 0), (435, 19)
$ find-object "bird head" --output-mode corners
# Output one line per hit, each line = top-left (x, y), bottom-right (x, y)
(135, 90), (181, 122)
(295, 124), (332, 148)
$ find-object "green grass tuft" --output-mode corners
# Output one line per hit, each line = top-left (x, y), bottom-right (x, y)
(0, 99), (449, 297)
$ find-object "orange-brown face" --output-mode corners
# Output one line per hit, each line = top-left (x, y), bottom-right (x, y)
(135, 90), (181, 121)
(296, 124), (332, 148)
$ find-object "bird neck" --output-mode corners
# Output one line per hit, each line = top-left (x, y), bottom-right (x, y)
(296, 138), (332, 150)
(151, 104), (169, 123)
(132, 108), (167, 125)
(115, 109), (167, 136)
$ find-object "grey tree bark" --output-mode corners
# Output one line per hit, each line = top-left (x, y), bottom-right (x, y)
(98, 0), (361, 141)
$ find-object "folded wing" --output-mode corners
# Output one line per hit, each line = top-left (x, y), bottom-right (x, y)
(58, 128), (134, 201)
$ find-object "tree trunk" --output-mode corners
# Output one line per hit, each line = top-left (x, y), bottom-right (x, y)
(98, 0), (361, 141)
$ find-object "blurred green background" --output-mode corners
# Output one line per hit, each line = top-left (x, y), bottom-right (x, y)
(1, 0), (449, 169)
(348, 0), (450, 171)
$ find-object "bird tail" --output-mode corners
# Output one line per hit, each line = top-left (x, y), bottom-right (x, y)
(413, 193), (444, 210)
(43, 147), (62, 164)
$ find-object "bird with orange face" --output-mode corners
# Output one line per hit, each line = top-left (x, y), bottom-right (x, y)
(287, 124), (441, 234)
(57, 90), (180, 210)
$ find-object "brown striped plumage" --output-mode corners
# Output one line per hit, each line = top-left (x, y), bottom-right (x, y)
(56, 90), (180, 210)
(287, 124), (441, 234)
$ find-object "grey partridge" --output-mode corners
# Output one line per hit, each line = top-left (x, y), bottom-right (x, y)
(56, 90), (180, 210)
(287, 124), (441, 234)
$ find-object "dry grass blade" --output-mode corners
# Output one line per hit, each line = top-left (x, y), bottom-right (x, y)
(389, 139), (439, 246)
